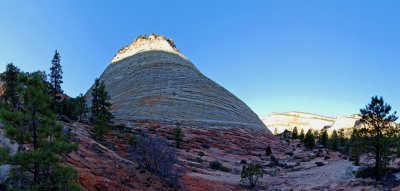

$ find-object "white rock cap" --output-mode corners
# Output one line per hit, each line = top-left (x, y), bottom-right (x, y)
(110, 34), (188, 64)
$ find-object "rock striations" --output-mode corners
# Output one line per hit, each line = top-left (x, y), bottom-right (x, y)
(86, 34), (268, 131)
(262, 111), (361, 134)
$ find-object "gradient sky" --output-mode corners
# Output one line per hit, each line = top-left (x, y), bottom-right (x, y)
(0, 1), (399, 118)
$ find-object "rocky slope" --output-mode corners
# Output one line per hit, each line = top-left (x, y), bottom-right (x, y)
(262, 111), (361, 134)
(62, 121), (399, 190)
(85, 34), (268, 131)
(0, 81), (3, 96)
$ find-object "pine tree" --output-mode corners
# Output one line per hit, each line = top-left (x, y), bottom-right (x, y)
(91, 79), (113, 120)
(350, 128), (362, 166)
(320, 130), (329, 148)
(338, 128), (346, 147)
(292, 126), (298, 139)
(330, 129), (338, 151)
(0, 72), (80, 190)
(75, 93), (88, 121)
(91, 78), (100, 117)
(304, 129), (315, 149)
(299, 128), (305, 142)
(91, 78), (113, 137)
(282, 129), (292, 140)
(49, 50), (63, 97)
(173, 122), (183, 149)
(265, 145), (272, 156)
(1, 63), (21, 110)
(359, 96), (398, 181)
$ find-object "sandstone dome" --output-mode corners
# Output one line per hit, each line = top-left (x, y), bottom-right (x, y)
(86, 34), (269, 131)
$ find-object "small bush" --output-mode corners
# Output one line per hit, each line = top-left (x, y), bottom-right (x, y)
(129, 134), (138, 147)
(0, 147), (9, 162)
(240, 163), (263, 188)
(201, 143), (210, 149)
(209, 160), (230, 172)
(114, 124), (126, 132)
(269, 155), (280, 167)
(195, 152), (205, 164)
(285, 152), (294, 156)
(265, 145), (272, 156)
(356, 167), (376, 178)
(129, 132), (182, 189)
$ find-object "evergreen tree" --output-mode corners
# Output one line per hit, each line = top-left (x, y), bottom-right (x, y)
(359, 96), (398, 181)
(338, 128), (346, 147)
(91, 78), (113, 121)
(91, 78), (113, 137)
(292, 126), (298, 139)
(173, 122), (183, 149)
(330, 129), (338, 151)
(304, 129), (315, 149)
(350, 128), (362, 166)
(91, 78), (100, 117)
(320, 130), (329, 148)
(265, 145), (272, 156)
(299, 128), (305, 142)
(282, 129), (292, 140)
(0, 72), (80, 190)
(74, 93), (88, 121)
(1, 63), (21, 110)
(49, 50), (63, 98)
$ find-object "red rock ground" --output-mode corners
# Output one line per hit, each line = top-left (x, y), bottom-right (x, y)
(62, 121), (400, 190)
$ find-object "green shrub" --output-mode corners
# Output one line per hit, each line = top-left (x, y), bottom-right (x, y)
(209, 160), (230, 172)
(240, 163), (263, 188)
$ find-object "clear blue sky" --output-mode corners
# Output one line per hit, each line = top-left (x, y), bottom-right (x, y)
(0, 1), (399, 118)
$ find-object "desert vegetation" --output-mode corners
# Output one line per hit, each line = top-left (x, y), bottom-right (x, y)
(0, 54), (81, 190)
(276, 96), (399, 183)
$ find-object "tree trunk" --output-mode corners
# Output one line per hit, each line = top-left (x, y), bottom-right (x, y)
(375, 148), (381, 181)
(32, 109), (40, 184)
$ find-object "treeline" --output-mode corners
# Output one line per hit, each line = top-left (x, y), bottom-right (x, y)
(275, 96), (399, 181)
(0, 50), (116, 190)
(0, 51), (184, 190)
(277, 126), (348, 152)
(0, 51), (81, 190)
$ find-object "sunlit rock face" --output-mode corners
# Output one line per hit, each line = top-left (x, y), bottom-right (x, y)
(86, 34), (268, 131)
(262, 111), (361, 134)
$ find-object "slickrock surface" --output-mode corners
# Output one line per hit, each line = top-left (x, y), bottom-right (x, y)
(54, 121), (400, 190)
(262, 111), (361, 134)
(85, 34), (268, 131)
(123, 121), (398, 190)
(62, 122), (169, 191)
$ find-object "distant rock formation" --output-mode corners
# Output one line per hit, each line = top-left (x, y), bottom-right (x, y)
(86, 34), (268, 131)
(262, 111), (361, 134)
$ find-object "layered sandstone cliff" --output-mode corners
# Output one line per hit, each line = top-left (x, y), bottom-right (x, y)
(262, 111), (361, 133)
(86, 34), (268, 131)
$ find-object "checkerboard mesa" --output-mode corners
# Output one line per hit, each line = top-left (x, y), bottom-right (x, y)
(86, 34), (269, 132)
